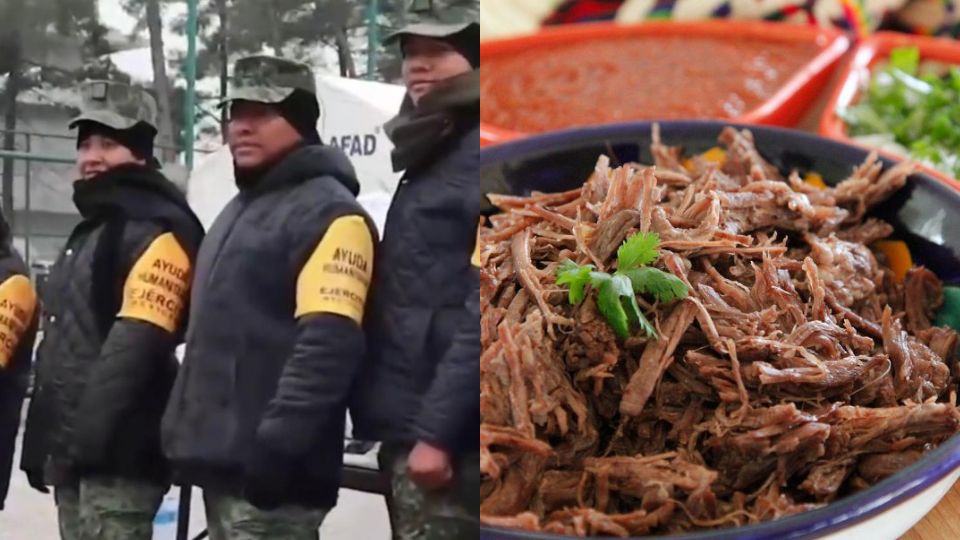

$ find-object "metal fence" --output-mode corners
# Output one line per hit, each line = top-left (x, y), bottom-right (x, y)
(0, 129), (79, 270)
(0, 129), (213, 271)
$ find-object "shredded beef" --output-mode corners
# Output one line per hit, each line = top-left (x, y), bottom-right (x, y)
(479, 126), (959, 536)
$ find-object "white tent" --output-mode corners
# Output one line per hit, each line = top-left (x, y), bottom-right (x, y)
(187, 76), (406, 229)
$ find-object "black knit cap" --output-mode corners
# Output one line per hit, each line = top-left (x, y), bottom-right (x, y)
(441, 24), (479, 68)
(401, 23), (479, 69)
(273, 89), (321, 145)
(76, 121), (156, 163)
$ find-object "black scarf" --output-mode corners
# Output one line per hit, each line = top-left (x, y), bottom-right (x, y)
(73, 164), (193, 223)
(73, 163), (204, 291)
(384, 69), (479, 172)
(72, 164), (205, 339)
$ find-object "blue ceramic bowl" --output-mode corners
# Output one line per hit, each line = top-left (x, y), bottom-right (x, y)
(479, 121), (960, 540)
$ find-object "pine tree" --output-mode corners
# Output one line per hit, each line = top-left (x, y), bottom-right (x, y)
(121, 0), (179, 159)
(0, 0), (111, 222)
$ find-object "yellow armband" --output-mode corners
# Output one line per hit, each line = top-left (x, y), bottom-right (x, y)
(295, 216), (374, 324)
(0, 275), (37, 369)
(117, 233), (192, 333)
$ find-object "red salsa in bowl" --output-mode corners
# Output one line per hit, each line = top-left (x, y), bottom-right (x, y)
(480, 21), (850, 145)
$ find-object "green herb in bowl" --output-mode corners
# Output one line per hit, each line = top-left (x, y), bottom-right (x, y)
(839, 46), (960, 179)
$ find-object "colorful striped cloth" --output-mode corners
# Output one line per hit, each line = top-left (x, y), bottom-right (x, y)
(541, 0), (959, 37)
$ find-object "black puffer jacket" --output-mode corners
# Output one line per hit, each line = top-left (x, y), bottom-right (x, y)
(162, 145), (377, 510)
(352, 89), (480, 456)
(20, 165), (203, 486)
(0, 247), (39, 510)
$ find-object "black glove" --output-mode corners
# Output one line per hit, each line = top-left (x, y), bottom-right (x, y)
(243, 442), (295, 511)
(25, 469), (49, 494)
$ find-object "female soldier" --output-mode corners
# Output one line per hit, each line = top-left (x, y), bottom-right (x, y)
(20, 81), (203, 540)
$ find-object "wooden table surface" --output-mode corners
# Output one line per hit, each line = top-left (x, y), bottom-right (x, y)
(901, 480), (960, 540)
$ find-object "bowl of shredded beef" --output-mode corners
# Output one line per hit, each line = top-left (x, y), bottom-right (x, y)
(478, 121), (960, 539)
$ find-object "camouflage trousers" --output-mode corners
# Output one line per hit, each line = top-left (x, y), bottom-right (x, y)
(203, 490), (329, 540)
(380, 443), (480, 540)
(55, 476), (166, 540)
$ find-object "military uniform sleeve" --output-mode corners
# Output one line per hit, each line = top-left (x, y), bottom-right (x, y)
(413, 143), (482, 453)
(413, 229), (481, 453)
(71, 228), (193, 465)
(256, 215), (375, 457)
(0, 274), (39, 509)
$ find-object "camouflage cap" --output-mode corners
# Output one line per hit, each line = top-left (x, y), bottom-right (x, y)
(383, 1), (478, 45)
(219, 55), (317, 108)
(69, 81), (158, 132)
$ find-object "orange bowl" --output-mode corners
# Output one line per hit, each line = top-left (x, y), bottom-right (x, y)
(818, 32), (960, 190)
(480, 20), (850, 146)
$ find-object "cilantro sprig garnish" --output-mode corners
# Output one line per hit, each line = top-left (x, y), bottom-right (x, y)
(555, 232), (688, 339)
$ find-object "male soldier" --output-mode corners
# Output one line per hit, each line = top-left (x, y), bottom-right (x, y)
(0, 211), (40, 512)
(19, 81), (204, 540)
(162, 56), (377, 539)
(351, 7), (480, 540)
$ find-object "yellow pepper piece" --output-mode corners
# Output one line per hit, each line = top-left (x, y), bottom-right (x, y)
(701, 147), (726, 165)
(683, 147), (726, 172)
(873, 240), (913, 283)
(804, 173), (827, 189)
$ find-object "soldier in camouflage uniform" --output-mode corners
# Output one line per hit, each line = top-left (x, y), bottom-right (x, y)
(352, 2), (480, 539)
(162, 55), (376, 540)
(20, 81), (204, 540)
